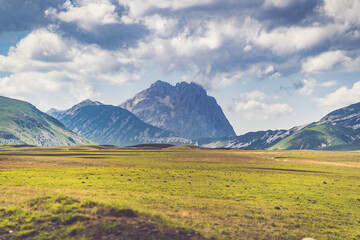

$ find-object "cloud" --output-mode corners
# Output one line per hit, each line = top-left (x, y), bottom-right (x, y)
(194, 70), (244, 90)
(263, 0), (295, 8)
(46, 0), (120, 31)
(294, 78), (317, 96)
(127, 15), (262, 88)
(235, 91), (292, 119)
(302, 50), (360, 73)
(0, 72), (62, 95)
(317, 81), (360, 111)
(0, 0), (64, 33)
(119, 0), (215, 18)
(293, 78), (337, 96)
(321, 0), (360, 25)
(0, 28), (140, 99)
(242, 91), (266, 101)
(120, 0), (359, 84)
(255, 65), (281, 78)
(235, 100), (292, 120)
(43, 0), (148, 49)
(1, 0), (360, 98)
(251, 24), (345, 55)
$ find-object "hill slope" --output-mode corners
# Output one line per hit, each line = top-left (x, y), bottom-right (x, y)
(120, 80), (235, 140)
(269, 123), (355, 150)
(270, 102), (360, 150)
(198, 102), (360, 150)
(49, 100), (190, 146)
(0, 96), (92, 146)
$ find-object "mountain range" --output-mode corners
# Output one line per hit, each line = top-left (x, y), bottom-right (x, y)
(0, 96), (91, 146)
(2, 80), (360, 150)
(195, 128), (298, 149)
(269, 102), (360, 150)
(48, 100), (190, 146)
(199, 102), (360, 150)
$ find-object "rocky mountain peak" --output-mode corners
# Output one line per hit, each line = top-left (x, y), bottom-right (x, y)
(77, 99), (103, 107)
(47, 99), (103, 119)
(147, 80), (174, 97)
(66, 99), (103, 115)
(175, 81), (207, 97)
(120, 80), (235, 140)
(151, 80), (172, 88)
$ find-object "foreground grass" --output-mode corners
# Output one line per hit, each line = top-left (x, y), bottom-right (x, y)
(0, 195), (203, 240)
(0, 145), (359, 239)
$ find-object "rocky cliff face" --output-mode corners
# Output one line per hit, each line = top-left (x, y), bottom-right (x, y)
(120, 80), (235, 140)
(49, 100), (190, 146)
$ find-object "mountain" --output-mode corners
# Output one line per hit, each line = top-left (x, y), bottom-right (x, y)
(120, 80), (235, 140)
(0, 96), (92, 146)
(197, 102), (360, 150)
(48, 100), (191, 146)
(269, 124), (354, 150)
(270, 102), (360, 150)
(195, 129), (296, 149)
(48, 99), (103, 120)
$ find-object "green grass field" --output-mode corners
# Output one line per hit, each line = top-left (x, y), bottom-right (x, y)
(0, 145), (359, 239)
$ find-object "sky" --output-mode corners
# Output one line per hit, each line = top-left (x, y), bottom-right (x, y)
(0, 0), (360, 135)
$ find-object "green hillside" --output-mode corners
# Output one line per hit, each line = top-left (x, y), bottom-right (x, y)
(269, 123), (354, 150)
(0, 96), (92, 146)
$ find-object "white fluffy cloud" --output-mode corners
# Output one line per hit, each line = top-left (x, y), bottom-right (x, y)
(252, 24), (344, 55)
(322, 0), (360, 25)
(317, 81), (360, 111)
(302, 50), (360, 73)
(117, 0), (360, 87)
(36, 0), (360, 92)
(0, 28), (140, 100)
(0, 72), (62, 95)
(127, 16), (261, 89)
(46, 0), (120, 31)
(236, 100), (292, 120)
(235, 91), (292, 120)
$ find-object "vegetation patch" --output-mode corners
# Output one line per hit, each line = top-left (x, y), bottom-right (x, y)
(0, 195), (205, 240)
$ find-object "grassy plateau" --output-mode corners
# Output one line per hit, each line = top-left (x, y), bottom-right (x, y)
(0, 144), (359, 239)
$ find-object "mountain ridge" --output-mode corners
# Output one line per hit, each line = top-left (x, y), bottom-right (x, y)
(49, 100), (191, 146)
(0, 96), (92, 146)
(269, 103), (360, 150)
(200, 102), (360, 150)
